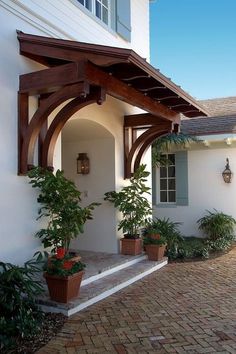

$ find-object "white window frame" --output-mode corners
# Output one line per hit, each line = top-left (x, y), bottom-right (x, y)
(76, 0), (111, 26)
(159, 153), (176, 204)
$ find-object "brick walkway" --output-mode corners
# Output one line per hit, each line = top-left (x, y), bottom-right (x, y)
(37, 248), (236, 353)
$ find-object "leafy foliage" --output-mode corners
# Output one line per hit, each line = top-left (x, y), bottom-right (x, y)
(152, 132), (199, 166)
(0, 259), (43, 351)
(143, 217), (183, 258)
(104, 165), (152, 236)
(28, 167), (100, 251)
(197, 209), (236, 241)
(176, 237), (210, 260)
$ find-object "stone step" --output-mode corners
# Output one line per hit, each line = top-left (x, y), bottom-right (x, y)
(81, 254), (147, 285)
(38, 257), (168, 316)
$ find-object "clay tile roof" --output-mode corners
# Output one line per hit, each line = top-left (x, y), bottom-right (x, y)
(181, 96), (236, 136)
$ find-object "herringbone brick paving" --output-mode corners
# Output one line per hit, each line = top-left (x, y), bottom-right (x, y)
(37, 248), (236, 353)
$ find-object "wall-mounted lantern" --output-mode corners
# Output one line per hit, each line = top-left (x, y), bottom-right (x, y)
(77, 153), (90, 174)
(222, 158), (232, 183)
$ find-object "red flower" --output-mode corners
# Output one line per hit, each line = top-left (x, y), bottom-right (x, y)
(56, 247), (66, 259)
(62, 261), (74, 270)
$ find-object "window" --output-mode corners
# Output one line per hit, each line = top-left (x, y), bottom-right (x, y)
(77, 0), (109, 25)
(95, 0), (109, 25)
(159, 154), (176, 203)
(75, 0), (131, 41)
(153, 150), (188, 207)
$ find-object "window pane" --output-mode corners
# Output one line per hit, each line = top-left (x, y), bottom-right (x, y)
(102, 0), (108, 7)
(168, 179), (176, 190)
(96, 1), (101, 18)
(160, 179), (167, 190)
(160, 166), (167, 178)
(85, 0), (91, 10)
(102, 6), (108, 24)
(168, 191), (176, 203)
(78, 0), (92, 10)
(168, 166), (175, 177)
(168, 154), (175, 164)
(160, 191), (167, 202)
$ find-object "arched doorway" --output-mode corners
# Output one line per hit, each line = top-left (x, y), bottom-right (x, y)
(62, 117), (117, 253)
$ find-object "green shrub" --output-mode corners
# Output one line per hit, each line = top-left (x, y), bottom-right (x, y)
(104, 165), (152, 237)
(197, 209), (236, 241)
(0, 259), (44, 351)
(28, 167), (100, 252)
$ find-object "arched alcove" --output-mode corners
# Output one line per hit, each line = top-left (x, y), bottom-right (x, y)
(62, 117), (117, 253)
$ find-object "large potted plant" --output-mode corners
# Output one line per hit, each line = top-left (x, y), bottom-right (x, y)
(28, 167), (100, 303)
(104, 165), (152, 255)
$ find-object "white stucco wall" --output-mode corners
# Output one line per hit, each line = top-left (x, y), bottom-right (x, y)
(154, 141), (236, 237)
(0, 1), (150, 264)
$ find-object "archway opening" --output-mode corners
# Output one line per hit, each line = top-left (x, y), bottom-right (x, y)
(62, 116), (117, 253)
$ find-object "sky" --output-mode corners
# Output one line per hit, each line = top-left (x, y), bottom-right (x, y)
(150, 0), (236, 100)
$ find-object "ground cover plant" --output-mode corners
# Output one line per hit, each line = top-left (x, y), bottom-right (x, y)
(168, 210), (236, 261)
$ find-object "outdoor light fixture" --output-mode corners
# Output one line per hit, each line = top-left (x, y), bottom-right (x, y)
(77, 153), (90, 174)
(222, 158), (232, 183)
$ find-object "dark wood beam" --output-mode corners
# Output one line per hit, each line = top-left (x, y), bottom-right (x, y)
(84, 63), (180, 123)
(19, 62), (85, 95)
(124, 113), (171, 128)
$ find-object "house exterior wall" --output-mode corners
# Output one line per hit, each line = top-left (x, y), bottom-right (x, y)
(0, 0), (150, 264)
(153, 141), (236, 237)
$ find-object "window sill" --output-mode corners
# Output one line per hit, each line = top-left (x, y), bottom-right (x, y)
(155, 203), (177, 208)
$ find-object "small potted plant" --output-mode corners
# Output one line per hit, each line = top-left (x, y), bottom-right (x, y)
(143, 233), (167, 261)
(28, 167), (100, 303)
(42, 247), (86, 303)
(104, 165), (152, 255)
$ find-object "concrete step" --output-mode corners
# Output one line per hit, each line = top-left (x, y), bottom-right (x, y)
(38, 257), (168, 316)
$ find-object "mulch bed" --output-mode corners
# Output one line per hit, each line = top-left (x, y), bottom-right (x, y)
(4, 312), (66, 354)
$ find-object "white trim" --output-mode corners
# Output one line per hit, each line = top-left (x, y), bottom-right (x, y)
(81, 254), (147, 286)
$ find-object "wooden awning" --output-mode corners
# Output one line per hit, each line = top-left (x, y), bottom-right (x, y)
(17, 31), (208, 177)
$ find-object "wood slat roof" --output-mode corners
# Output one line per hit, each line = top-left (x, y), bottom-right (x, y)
(17, 31), (208, 118)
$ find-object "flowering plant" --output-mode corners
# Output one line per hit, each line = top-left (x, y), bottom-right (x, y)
(44, 248), (86, 277)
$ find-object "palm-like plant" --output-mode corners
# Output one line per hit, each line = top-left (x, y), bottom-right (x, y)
(152, 132), (199, 166)
(197, 209), (236, 241)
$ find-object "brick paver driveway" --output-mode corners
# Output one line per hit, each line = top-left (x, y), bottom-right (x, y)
(38, 248), (236, 353)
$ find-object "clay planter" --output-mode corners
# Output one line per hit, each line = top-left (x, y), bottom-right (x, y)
(44, 270), (84, 303)
(149, 233), (161, 240)
(121, 238), (142, 255)
(145, 244), (166, 261)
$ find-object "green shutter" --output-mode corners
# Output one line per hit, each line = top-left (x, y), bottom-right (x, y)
(116, 0), (131, 41)
(175, 151), (188, 206)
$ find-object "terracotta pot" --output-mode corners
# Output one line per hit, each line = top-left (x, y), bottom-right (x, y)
(146, 244), (166, 261)
(121, 238), (142, 255)
(149, 233), (161, 240)
(44, 271), (84, 303)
